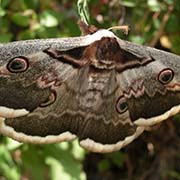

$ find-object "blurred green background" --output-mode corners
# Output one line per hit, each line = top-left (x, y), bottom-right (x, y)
(0, 0), (179, 180)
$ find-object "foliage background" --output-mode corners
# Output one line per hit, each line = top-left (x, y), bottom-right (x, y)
(0, 0), (179, 180)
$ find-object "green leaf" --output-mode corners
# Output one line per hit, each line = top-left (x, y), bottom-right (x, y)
(70, 140), (85, 160)
(0, 0), (10, 8)
(98, 159), (110, 171)
(170, 35), (180, 54)
(153, 18), (160, 29)
(0, 145), (20, 180)
(164, 0), (174, 5)
(18, 29), (36, 40)
(21, 145), (47, 180)
(0, 17), (9, 30)
(0, 33), (13, 42)
(168, 171), (180, 180)
(5, 138), (22, 151)
(147, 0), (161, 12)
(22, 0), (39, 9)
(46, 157), (85, 180)
(107, 152), (125, 168)
(0, 7), (6, 17)
(166, 14), (179, 33)
(12, 13), (29, 27)
(44, 143), (86, 180)
(64, 19), (80, 36)
(121, 0), (136, 7)
(35, 26), (59, 38)
(40, 11), (59, 27)
(130, 35), (146, 44)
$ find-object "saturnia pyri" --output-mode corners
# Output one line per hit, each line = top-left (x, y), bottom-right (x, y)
(0, 22), (180, 153)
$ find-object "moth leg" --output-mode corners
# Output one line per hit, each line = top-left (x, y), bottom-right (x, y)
(78, 20), (98, 35)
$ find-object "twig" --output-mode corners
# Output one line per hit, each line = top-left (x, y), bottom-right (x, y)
(148, 5), (174, 47)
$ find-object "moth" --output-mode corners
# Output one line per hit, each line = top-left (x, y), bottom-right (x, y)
(0, 22), (180, 153)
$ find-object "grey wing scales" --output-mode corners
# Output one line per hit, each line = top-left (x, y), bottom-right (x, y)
(2, 66), (144, 153)
(116, 39), (180, 127)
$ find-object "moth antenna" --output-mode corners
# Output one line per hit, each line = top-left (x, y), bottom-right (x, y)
(108, 25), (129, 35)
